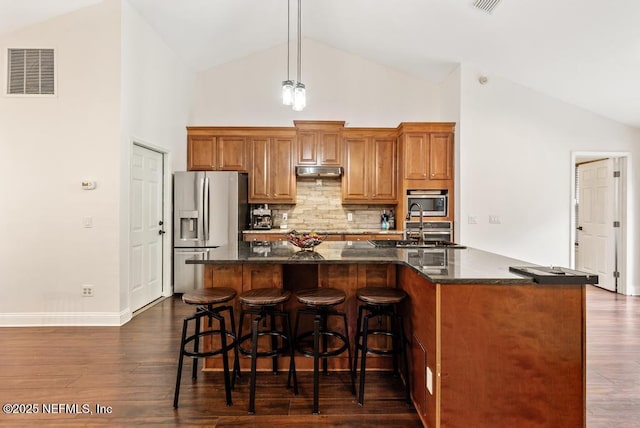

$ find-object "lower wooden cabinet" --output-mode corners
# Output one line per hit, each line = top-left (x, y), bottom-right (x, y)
(243, 233), (403, 242)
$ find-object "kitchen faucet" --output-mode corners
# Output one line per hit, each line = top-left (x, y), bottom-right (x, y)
(406, 202), (425, 245)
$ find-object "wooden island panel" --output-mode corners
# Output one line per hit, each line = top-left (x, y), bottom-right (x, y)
(199, 260), (585, 428)
(439, 284), (585, 428)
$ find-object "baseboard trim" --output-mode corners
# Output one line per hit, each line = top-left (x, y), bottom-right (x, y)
(0, 309), (132, 327)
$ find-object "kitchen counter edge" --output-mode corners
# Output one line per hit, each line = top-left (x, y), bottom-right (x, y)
(184, 241), (576, 286)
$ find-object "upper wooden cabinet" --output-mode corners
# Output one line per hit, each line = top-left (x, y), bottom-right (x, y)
(187, 128), (247, 171)
(399, 123), (454, 183)
(248, 135), (296, 204)
(342, 129), (397, 204)
(294, 120), (344, 166)
(402, 132), (453, 181)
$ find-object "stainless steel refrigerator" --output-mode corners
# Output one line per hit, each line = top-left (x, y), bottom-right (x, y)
(173, 171), (248, 292)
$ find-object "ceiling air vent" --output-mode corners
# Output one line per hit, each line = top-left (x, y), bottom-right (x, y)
(473, 0), (502, 14)
(7, 48), (55, 95)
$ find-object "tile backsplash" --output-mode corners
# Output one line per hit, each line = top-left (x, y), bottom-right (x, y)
(265, 178), (396, 231)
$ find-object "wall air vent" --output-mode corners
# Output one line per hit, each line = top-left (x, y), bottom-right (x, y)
(7, 48), (55, 95)
(473, 0), (502, 14)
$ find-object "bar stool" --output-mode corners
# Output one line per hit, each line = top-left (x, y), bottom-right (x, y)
(352, 287), (410, 406)
(173, 287), (240, 408)
(293, 287), (356, 414)
(237, 288), (298, 414)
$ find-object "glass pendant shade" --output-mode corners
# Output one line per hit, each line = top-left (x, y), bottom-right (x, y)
(282, 80), (294, 105)
(292, 82), (306, 111)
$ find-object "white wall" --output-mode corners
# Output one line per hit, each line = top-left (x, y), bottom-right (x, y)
(0, 0), (194, 325)
(0, 0), (123, 324)
(458, 64), (640, 294)
(190, 38), (440, 126)
(120, 1), (194, 316)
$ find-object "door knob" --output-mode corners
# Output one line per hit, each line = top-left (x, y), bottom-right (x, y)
(158, 230), (166, 235)
(577, 226), (583, 230)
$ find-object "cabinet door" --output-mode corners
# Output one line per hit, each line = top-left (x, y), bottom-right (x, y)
(403, 133), (428, 179)
(248, 137), (270, 200)
(270, 138), (296, 203)
(218, 136), (247, 171)
(318, 132), (341, 166)
(342, 138), (368, 201)
(187, 136), (216, 171)
(371, 138), (397, 202)
(297, 132), (317, 165)
(429, 133), (453, 180)
(297, 131), (341, 166)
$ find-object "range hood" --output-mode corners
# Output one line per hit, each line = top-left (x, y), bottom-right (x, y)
(295, 166), (343, 178)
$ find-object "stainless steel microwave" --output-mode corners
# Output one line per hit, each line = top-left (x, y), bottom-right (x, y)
(406, 191), (447, 217)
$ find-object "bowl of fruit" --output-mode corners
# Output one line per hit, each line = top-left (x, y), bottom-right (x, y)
(286, 230), (326, 251)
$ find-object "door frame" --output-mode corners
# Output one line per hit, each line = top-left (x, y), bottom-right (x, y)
(570, 151), (631, 294)
(130, 140), (173, 309)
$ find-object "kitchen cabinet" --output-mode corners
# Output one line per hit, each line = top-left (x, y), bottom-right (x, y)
(342, 233), (403, 241)
(294, 120), (344, 166)
(243, 233), (283, 242)
(396, 122), (455, 224)
(187, 132), (247, 171)
(402, 132), (453, 181)
(342, 129), (398, 204)
(243, 233), (402, 242)
(248, 136), (296, 203)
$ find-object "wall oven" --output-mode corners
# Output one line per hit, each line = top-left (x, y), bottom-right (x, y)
(404, 221), (452, 243)
(406, 190), (447, 217)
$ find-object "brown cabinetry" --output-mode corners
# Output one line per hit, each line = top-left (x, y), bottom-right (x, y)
(294, 120), (344, 166)
(342, 129), (397, 204)
(402, 131), (453, 181)
(397, 122), (455, 223)
(248, 135), (296, 203)
(187, 131), (247, 171)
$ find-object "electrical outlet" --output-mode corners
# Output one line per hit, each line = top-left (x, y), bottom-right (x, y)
(347, 213), (353, 222)
(282, 213), (288, 221)
(82, 285), (94, 297)
(489, 215), (501, 224)
(468, 216), (477, 224)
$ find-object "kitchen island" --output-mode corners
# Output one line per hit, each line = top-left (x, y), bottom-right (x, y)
(187, 241), (587, 428)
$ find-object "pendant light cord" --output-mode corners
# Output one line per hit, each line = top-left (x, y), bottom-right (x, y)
(286, 0), (290, 80)
(297, 0), (301, 83)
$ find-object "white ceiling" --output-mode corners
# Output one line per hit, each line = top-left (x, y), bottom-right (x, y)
(2, 0), (639, 128)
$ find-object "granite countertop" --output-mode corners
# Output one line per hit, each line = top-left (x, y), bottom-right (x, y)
(242, 229), (403, 235)
(186, 240), (548, 285)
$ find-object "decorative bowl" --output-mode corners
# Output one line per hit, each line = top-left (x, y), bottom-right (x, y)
(286, 230), (326, 251)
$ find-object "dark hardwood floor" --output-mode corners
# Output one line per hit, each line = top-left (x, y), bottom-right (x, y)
(0, 285), (638, 427)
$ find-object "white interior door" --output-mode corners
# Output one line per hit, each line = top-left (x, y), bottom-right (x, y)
(130, 144), (164, 311)
(576, 158), (615, 291)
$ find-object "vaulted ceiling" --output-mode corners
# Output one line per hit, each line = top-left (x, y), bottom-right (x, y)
(2, 0), (639, 128)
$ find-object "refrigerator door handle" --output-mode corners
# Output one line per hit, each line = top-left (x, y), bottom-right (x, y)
(203, 176), (210, 242)
(195, 175), (205, 242)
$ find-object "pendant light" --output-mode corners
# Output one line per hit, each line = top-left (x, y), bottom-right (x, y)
(292, 0), (306, 111)
(281, 0), (294, 105)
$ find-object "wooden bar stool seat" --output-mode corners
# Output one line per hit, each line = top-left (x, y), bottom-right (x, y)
(174, 287), (240, 408)
(353, 287), (410, 406)
(237, 288), (298, 414)
(293, 287), (355, 414)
